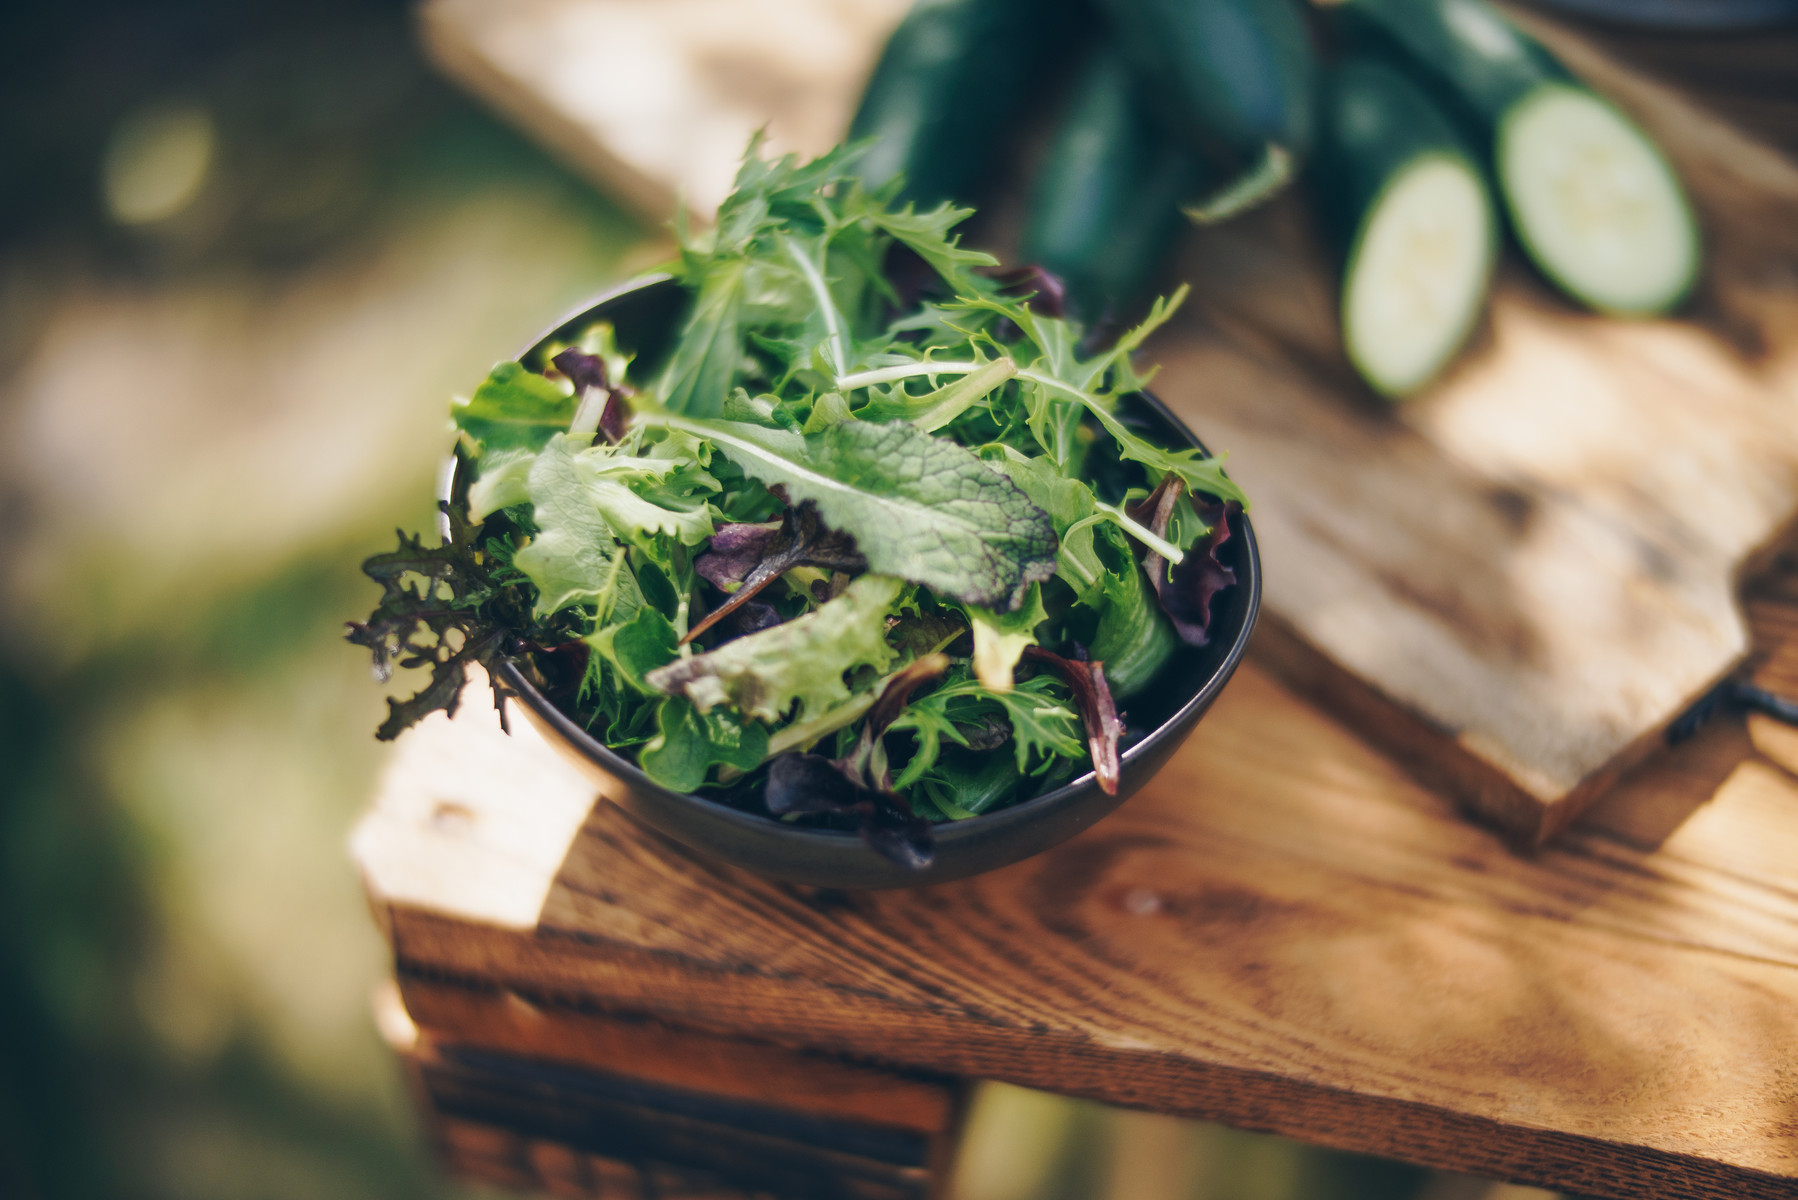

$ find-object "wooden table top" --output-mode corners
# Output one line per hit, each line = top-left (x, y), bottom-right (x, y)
(355, 566), (1798, 1200)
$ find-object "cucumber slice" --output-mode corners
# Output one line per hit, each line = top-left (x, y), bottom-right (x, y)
(1497, 83), (1698, 314)
(1319, 59), (1498, 397)
(1336, 0), (1701, 316)
(1344, 155), (1496, 396)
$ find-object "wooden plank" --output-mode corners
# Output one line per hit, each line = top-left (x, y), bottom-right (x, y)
(349, 679), (597, 933)
(380, 983), (942, 1199)
(418, 0), (1798, 842)
(355, 655), (1798, 1200)
(418, 0), (909, 222)
(396, 973), (960, 1137)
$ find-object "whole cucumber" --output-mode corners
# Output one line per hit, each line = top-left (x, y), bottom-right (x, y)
(1334, 0), (1565, 128)
(1093, 0), (1317, 179)
(850, 0), (1082, 207)
(1020, 48), (1206, 321)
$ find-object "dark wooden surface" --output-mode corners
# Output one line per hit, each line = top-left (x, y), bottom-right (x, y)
(357, 558), (1798, 1199)
(377, 985), (958, 1200)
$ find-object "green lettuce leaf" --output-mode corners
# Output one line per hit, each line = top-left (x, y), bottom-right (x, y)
(513, 435), (624, 617)
(453, 362), (575, 455)
(645, 574), (901, 723)
(514, 435), (715, 618)
(466, 449), (535, 522)
(644, 414), (1056, 610)
(638, 697), (769, 792)
(586, 606), (678, 694)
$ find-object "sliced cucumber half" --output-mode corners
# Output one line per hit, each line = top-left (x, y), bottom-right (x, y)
(1497, 83), (1698, 315)
(1344, 153), (1497, 397)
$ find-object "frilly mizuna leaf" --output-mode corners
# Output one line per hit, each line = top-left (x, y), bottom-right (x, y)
(645, 574), (901, 723)
(642, 414), (1056, 610)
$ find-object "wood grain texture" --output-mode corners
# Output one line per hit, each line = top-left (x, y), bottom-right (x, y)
(397, 974), (960, 1137)
(355, 654), (1798, 1200)
(416, 0), (1798, 841)
(381, 987), (943, 1200)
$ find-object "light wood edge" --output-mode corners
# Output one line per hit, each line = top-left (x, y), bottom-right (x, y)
(1247, 618), (1624, 847)
(417, 0), (685, 224)
(1249, 500), (1798, 847)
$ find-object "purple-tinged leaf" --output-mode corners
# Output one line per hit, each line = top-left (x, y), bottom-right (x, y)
(862, 802), (935, 870)
(983, 263), (1069, 318)
(762, 653), (951, 868)
(694, 521), (780, 591)
(552, 347), (630, 443)
(1023, 645), (1121, 794)
(765, 753), (861, 815)
(1126, 477), (1238, 647)
(685, 503), (866, 644)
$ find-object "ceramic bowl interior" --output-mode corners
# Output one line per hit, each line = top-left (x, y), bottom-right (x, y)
(462, 275), (1261, 889)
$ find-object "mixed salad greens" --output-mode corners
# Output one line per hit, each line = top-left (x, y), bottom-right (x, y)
(349, 139), (1245, 867)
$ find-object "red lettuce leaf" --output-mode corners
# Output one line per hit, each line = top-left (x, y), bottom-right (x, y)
(762, 653), (950, 868)
(1022, 645), (1121, 794)
(1127, 477), (1238, 647)
(686, 503), (866, 643)
(551, 347), (630, 444)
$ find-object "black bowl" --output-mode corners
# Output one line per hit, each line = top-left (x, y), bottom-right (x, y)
(461, 274), (1261, 889)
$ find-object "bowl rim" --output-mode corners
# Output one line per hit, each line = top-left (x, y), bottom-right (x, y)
(453, 274), (1262, 854)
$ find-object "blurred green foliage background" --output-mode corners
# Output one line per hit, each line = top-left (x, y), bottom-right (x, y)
(0, 4), (1557, 1198)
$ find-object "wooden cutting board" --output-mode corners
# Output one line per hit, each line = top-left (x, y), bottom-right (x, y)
(418, 0), (1798, 844)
